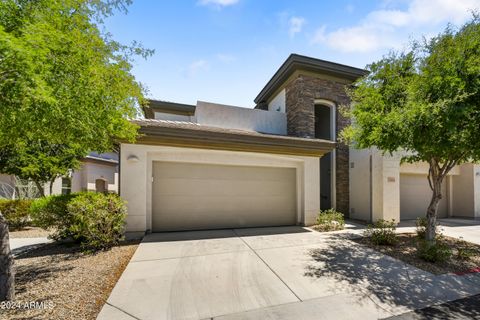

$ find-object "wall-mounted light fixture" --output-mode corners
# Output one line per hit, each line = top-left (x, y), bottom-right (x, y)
(127, 155), (139, 163)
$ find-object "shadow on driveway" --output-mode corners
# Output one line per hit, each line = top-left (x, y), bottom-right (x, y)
(385, 293), (480, 320)
(142, 225), (312, 242)
(303, 235), (478, 312)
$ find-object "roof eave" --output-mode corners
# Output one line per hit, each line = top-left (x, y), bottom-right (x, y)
(254, 54), (368, 105)
(143, 99), (196, 119)
(131, 125), (335, 157)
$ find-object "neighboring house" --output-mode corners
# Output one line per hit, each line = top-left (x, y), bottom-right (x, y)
(0, 152), (119, 198)
(108, 53), (480, 233)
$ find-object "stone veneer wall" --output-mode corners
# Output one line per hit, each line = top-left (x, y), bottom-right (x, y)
(285, 74), (351, 216)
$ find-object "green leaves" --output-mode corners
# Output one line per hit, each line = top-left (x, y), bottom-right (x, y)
(343, 14), (480, 165)
(0, 0), (151, 185)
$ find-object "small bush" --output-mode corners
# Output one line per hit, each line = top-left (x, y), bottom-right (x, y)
(0, 199), (33, 230)
(365, 219), (398, 246)
(30, 193), (78, 240)
(456, 238), (477, 261)
(67, 192), (126, 250)
(315, 209), (345, 232)
(415, 217), (428, 238)
(417, 237), (452, 263)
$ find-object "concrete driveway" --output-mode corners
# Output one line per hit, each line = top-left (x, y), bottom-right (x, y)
(98, 225), (480, 320)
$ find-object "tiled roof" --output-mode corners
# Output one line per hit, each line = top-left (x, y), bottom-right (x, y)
(132, 119), (332, 144)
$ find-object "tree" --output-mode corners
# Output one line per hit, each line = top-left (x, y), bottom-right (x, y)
(0, 212), (14, 301)
(0, 0), (153, 189)
(0, 141), (82, 196)
(342, 15), (480, 244)
(0, 0), (152, 300)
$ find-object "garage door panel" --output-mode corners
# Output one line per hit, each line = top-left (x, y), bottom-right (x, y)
(156, 195), (295, 212)
(156, 163), (293, 181)
(152, 162), (297, 231)
(155, 179), (295, 197)
(400, 174), (447, 220)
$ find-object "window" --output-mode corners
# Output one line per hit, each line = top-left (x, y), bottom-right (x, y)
(61, 177), (71, 195)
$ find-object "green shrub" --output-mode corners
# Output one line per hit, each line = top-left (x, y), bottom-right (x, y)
(67, 192), (126, 250)
(315, 209), (345, 231)
(30, 193), (78, 240)
(456, 238), (477, 261)
(0, 199), (33, 230)
(365, 219), (398, 246)
(415, 217), (428, 238)
(417, 237), (452, 263)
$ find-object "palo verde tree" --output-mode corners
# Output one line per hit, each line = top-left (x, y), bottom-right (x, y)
(0, 0), (152, 300)
(342, 14), (480, 244)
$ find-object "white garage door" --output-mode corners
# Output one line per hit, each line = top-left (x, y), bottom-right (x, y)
(152, 161), (297, 231)
(400, 174), (448, 220)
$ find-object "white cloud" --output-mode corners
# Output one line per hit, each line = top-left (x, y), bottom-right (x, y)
(311, 0), (480, 53)
(198, 0), (239, 8)
(184, 60), (209, 78)
(288, 16), (306, 38)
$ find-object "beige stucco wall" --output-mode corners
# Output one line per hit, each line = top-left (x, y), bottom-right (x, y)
(451, 163), (480, 218)
(70, 162), (118, 193)
(120, 143), (321, 232)
(349, 148), (372, 221)
(350, 147), (479, 222)
(154, 112), (194, 122)
(349, 148), (400, 222)
(268, 89), (286, 113)
(194, 101), (287, 135)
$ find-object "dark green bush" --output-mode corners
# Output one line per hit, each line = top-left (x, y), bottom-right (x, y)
(67, 192), (126, 250)
(30, 193), (78, 240)
(0, 199), (33, 230)
(417, 237), (452, 263)
(365, 219), (398, 246)
(315, 209), (345, 231)
(415, 217), (428, 238)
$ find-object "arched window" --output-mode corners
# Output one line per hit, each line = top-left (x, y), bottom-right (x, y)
(95, 179), (107, 193)
(314, 99), (336, 210)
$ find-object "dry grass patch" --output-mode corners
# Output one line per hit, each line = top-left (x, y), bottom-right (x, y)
(3, 241), (139, 320)
(355, 233), (480, 275)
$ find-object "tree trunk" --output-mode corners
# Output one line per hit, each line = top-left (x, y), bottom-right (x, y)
(0, 212), (14, 301)
(34, 180), (45, 197)
(425, 159), (446, 245)
(49, 179), (54, 196)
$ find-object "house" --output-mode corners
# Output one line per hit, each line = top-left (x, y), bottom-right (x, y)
(0, 152), (118, 198)
(120, 53), (480, 234)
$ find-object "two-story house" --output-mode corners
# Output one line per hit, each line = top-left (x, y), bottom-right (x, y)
(120, 54), (480, 234)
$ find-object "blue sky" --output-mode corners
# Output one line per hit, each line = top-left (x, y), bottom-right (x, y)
(105, 0), (480, 108)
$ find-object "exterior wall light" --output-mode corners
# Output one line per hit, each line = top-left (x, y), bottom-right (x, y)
(127, 155), (139, 163)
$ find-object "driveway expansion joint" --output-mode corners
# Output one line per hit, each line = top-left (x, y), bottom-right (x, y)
(106, 302), (141, 320)
(232, 228), (303, 302)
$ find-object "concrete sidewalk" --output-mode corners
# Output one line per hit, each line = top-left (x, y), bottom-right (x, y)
(97, 225), (480, 320)
(10, 237), (51, 256)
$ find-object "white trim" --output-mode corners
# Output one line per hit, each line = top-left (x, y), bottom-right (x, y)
(314, 99), (336, 209)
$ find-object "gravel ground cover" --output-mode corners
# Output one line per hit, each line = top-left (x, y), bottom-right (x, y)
(9, 227), (52, 239)
(2, 241), (139, 320)
(355, 233), (480, 275)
